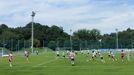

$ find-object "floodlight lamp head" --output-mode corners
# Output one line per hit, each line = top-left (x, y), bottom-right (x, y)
(31, 11), (36, 17)
(70, 29), (72, 32)
(115, 28), (118, 32)
(99, 39), (102, 42)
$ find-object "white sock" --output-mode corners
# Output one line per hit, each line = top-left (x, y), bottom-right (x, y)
(10, 63), (12, 67)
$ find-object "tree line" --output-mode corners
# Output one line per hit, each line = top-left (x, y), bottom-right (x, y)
(0, 23), (133, 51)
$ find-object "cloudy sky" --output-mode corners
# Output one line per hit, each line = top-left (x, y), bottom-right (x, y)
(0, 0), (134, 34)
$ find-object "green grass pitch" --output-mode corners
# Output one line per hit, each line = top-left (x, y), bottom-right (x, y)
(0, 50), (134, 75)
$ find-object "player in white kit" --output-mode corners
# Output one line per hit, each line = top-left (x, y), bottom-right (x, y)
(24, 51), (30, 62)
(56, 51), (60, 59)
(8, 52), (13, 67)
(69, 51), (76, 66)
(92, 51), (96, 60)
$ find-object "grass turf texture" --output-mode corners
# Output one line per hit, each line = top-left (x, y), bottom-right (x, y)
(0, 50), (134, 75)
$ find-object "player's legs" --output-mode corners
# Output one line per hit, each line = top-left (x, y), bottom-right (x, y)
(121, 55), (124, 62)
(26, 55), (29, 62)
(71, 58), (75, 66)
(112, 56), (115, 61)
(56, 54), (60, 59)
(9, 59), (12, 67)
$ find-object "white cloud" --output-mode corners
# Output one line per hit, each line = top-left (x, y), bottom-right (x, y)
(0, 0), (134, 34)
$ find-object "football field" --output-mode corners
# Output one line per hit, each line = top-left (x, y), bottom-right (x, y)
(0, 50), (134, 75)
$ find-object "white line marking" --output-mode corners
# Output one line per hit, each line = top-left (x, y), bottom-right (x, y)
(33, 59), (57, 67)
(34, 66), (93, 68)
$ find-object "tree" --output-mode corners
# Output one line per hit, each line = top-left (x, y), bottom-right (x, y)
(34, 39), (40, 48)
(47, 41), (56, 50)
(0, 22), (134, 50)
(90, 29), (101, 41)
(73, 29), (90, 41)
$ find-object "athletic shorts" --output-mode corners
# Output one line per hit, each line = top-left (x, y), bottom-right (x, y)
(57, 54), (59, 56)
(71, 58), (74, 61)
(26, 55), (29, 58)
(94, 55), (96, 57)
(121, 55), (124, 59)
(100, 57), (103, 59)
(92, 56), (94, 59)
(112, 56), (114, 58)
(9, 59), (12, 62)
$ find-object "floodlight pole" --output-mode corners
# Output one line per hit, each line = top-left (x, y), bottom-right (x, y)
(24, 40), (25, 49)
(79, 40), (81, 51)
(2, 39), (5, 57)
(115, 29), (118, 49)
(43, 40), (44, 49)
(131, 39), (133, 49)
(99, 39), (102, 49)
(11, 39), (13, 51)
(2, 47), (3, 57)
(31, 11), (35, 54)
(18, 40), (20, 52)
(70, 29), (72, 50)
(3, 44), (6, 57)
(56, 38), (59, 50)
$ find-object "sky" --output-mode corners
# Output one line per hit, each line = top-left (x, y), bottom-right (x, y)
(0, 0), (134, 34)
